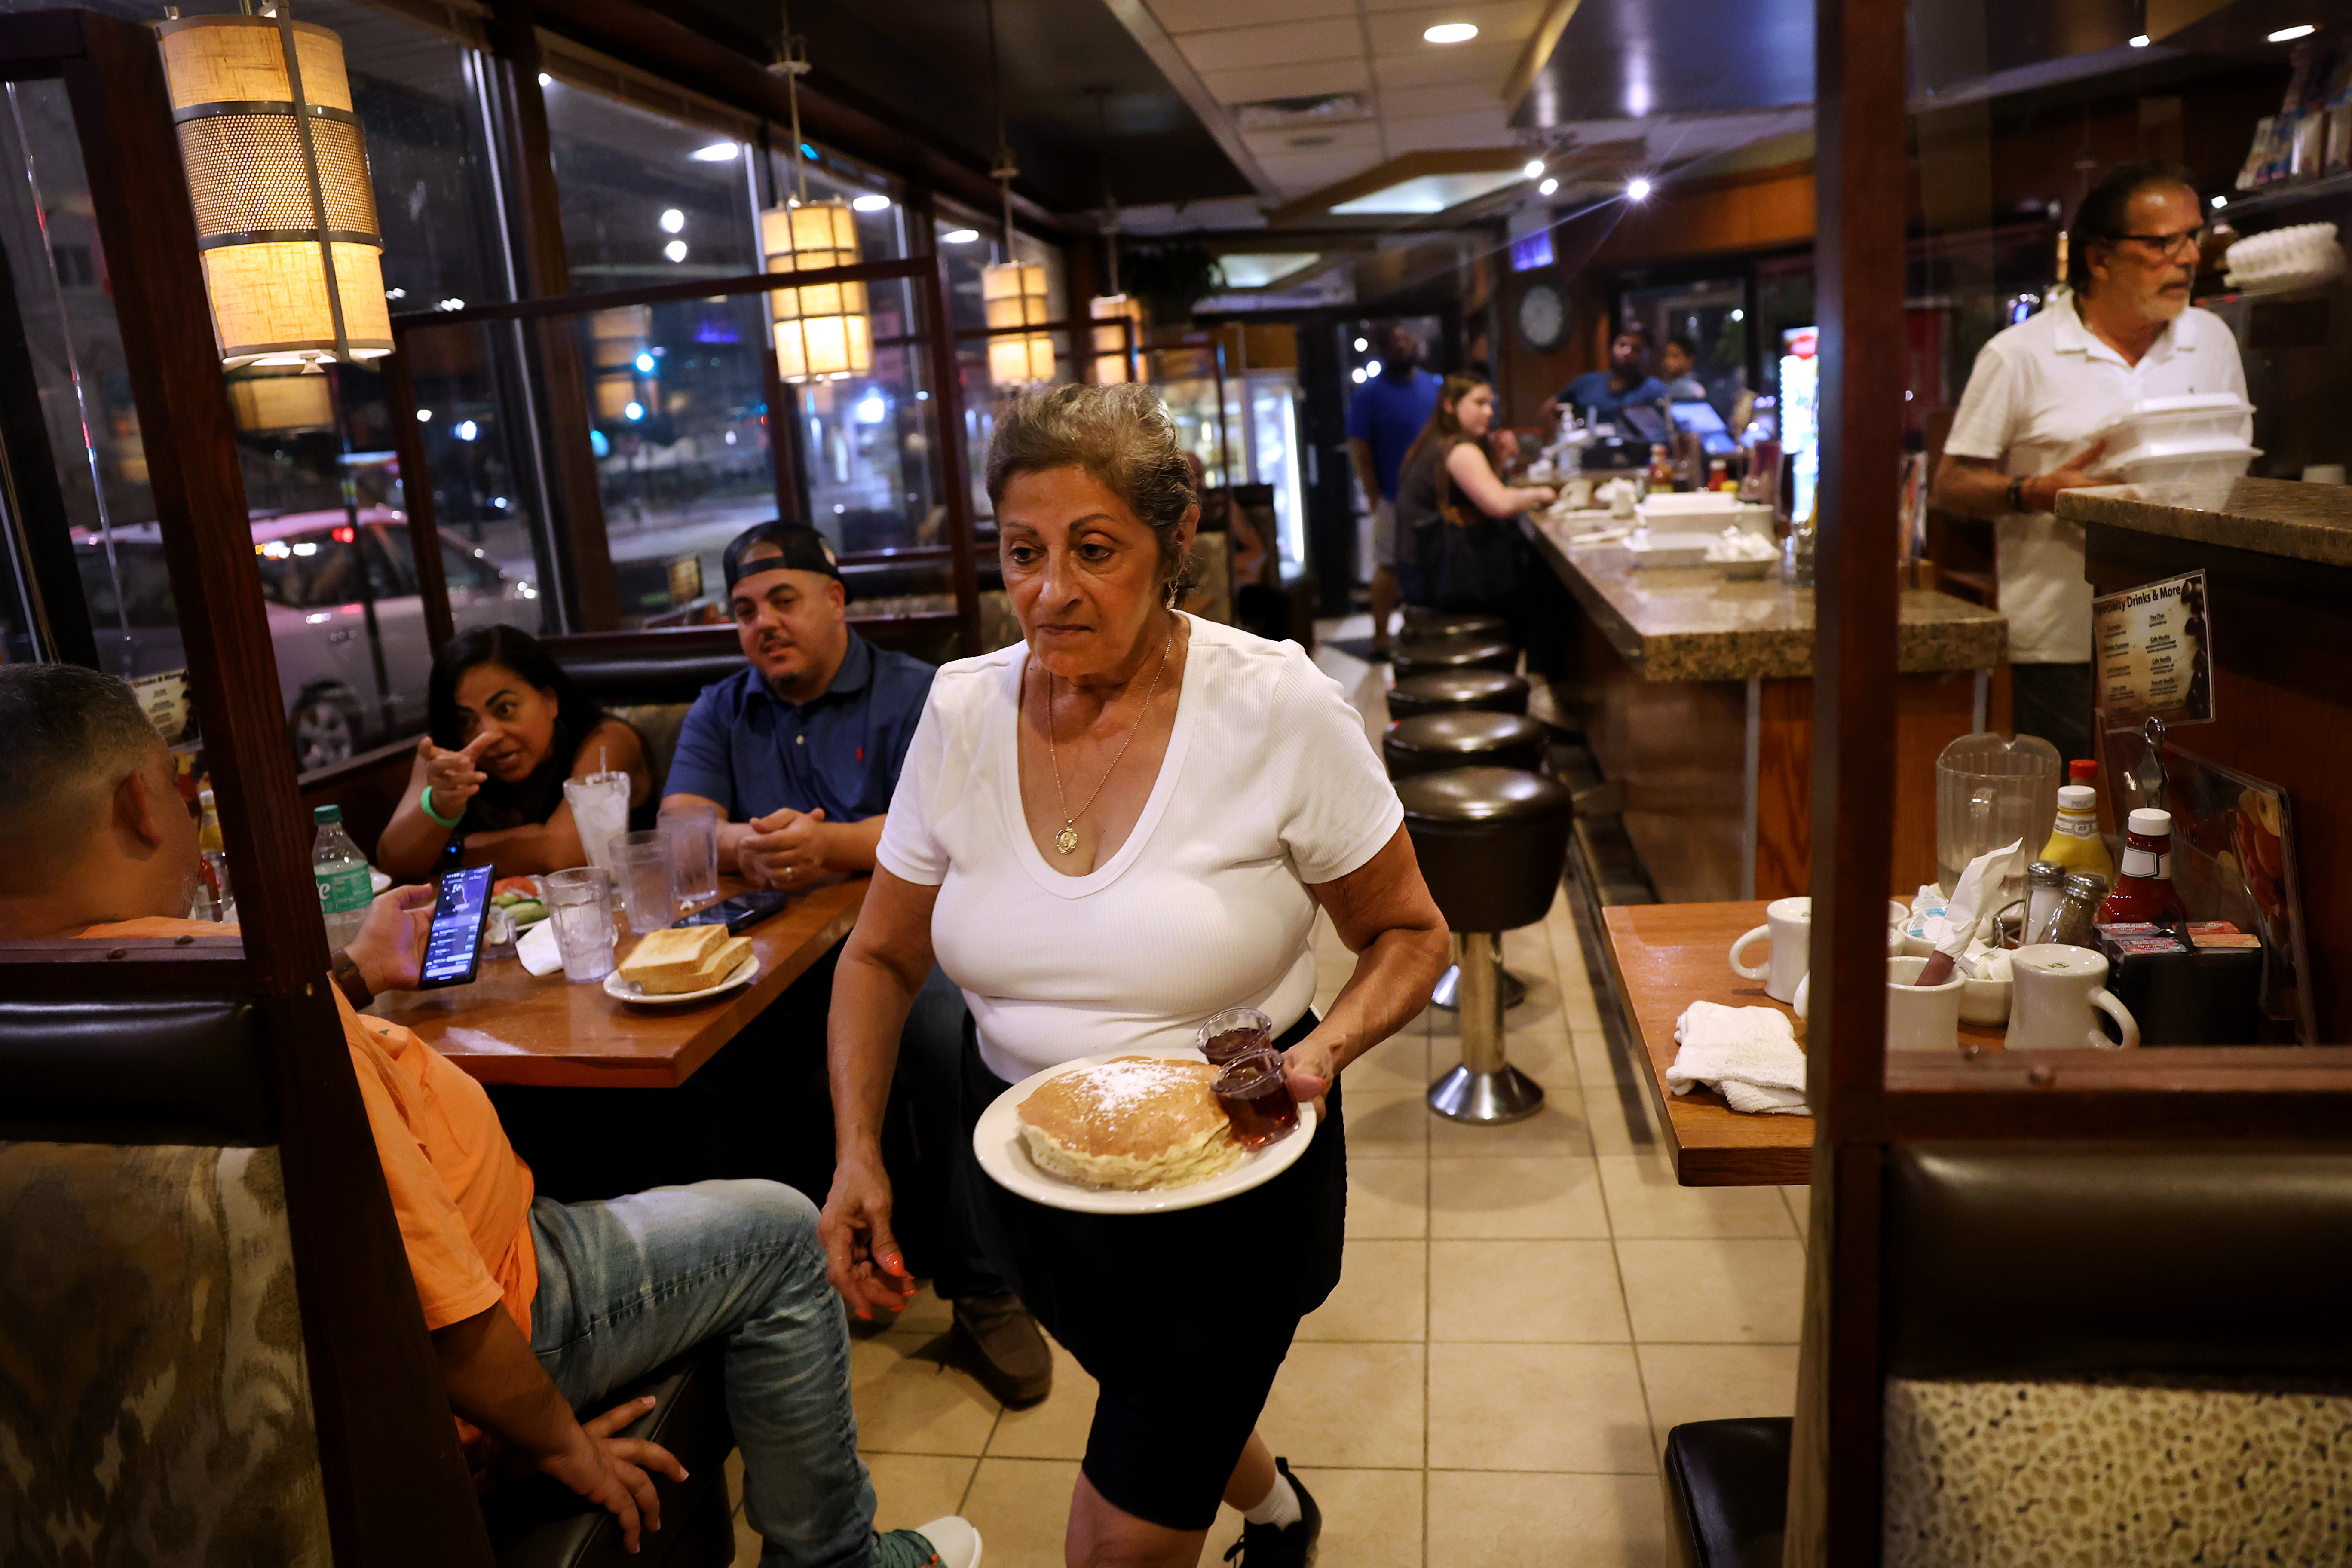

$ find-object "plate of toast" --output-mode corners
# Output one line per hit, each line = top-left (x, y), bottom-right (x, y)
(603, 923), (760, 1005)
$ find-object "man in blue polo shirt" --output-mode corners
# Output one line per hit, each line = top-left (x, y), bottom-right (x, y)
(1556, 324), (1668, 420)
(1346, 321), (1442, 659)
(664, 522), (1053, 1409)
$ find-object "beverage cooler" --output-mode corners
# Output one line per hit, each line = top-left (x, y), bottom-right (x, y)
(1149, 344), (1308, 578)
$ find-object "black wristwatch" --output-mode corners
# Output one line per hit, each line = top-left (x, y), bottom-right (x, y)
(330, 949), (373, 1010)
(2006, 476), (2028, 513)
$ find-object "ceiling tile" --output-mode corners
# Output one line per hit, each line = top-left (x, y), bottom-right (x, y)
(1243, 118), (1385, 157)
(1369, 39), (1520, 89)
(1376, 82), (1501, 120)
(1364, 1), (1548, 53)
(1198, 56), (1372, 104)
(1256, 147), (1385, 195)
(1178, 16), (1365, 73)
(1381, 105), (1516, 152)
(1146, 0), (1354, 29)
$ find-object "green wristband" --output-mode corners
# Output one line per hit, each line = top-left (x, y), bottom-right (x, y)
(420, 784), (462, 828)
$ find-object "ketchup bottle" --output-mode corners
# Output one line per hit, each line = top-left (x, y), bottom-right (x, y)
(2096, 807), (2189, 926)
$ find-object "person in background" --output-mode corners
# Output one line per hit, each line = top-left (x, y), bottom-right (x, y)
(662, 521), (1054, 1410)
(1345, 321), (1442, 657)
(1555, 324), (1668, 420)
(1933, 160), (2246, 763)
(0, 662), (978, 1568)
(376, 625), (652, 881)
(1395, 373), (1557, 624)
(1659, 334), (1709, 401)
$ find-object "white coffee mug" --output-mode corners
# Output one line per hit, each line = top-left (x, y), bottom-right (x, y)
(1730, 897), (1812, 1003)
(2009, 944), (2140, 1051)
(1793, 956), (1965, 1053)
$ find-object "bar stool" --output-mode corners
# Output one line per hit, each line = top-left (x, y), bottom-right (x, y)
(1387, 669), (1530, 720)
(1396, 766), (1575, 1123)
(1383, 711), (1547, 780)
(1392, 634), (1519, 679)
(1398, 609), (1507, 641)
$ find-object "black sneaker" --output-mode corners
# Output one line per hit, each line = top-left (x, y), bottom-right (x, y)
(1223, 1458), (1320, 1567)
(950, 1292), (1054, 1409)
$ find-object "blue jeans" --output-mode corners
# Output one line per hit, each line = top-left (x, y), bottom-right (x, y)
(529, 1181), (877, 1568)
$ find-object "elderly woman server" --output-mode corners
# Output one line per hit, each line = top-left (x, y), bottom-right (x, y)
(820, 384), (1448, 1568)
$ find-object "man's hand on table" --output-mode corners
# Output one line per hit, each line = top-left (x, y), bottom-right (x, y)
(342, 883), (435, 994)
(738, 806), (829, 888)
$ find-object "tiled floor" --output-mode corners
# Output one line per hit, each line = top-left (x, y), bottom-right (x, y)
(723, 627), (1809, 1566)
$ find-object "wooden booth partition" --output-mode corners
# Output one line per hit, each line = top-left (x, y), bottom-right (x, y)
(0, 11), (492, 1563)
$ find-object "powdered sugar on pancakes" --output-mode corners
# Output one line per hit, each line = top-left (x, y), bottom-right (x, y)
(1016, 1055), (1243, 1190)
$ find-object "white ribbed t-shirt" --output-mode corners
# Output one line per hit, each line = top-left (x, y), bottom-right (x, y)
(876, 615), (1404, 1081)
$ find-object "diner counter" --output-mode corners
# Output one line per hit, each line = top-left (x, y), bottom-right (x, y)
(2059, 474), (2352, 566)
(1522, 510), (2008, 682)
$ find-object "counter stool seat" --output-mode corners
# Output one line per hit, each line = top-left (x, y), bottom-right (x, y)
(1383, 711), (1547, 780)
(1663, 1417), (1792, 1568)
(1398, 609), (1507, 641)
(1386, 669), (1530, 720)
(1392, 634), (1518, 678)
(1396, 766), (1575, 1123)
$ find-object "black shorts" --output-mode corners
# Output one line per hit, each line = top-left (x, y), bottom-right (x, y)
(953, 1012), (1348, 1531)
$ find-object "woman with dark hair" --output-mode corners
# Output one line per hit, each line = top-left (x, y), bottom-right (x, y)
(1931, 160), (2246, 762)
(376, 624), (653, 879)
(1392, 371), (1556, 612)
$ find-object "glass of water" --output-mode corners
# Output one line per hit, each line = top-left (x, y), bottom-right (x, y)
(543, 867), (617, 983)
(658, 802), (721, 910)
(563, 772), (631, 897)
(609, 830), (678, 937)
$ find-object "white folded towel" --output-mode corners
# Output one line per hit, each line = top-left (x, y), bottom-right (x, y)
(1667, 1001), (1810, 1115)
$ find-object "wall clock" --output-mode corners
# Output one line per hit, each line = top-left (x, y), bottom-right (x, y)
(1516, 281), (1565, 353)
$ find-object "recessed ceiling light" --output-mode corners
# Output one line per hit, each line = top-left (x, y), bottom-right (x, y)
(659, 208), (686, 233)
(943, 228), (980, 244)
(2128, 33), (2150, 46)
(2269, 23), (2316, 40)
(852, 194), (891, 212)
(2211, 193), (2228, 208)
(664, 240), (688, 263)
(1523, 159), (1544, 179)
(691, 142), (739, 162)
(1539, 177), (1558, 196)
(1626, 176), (1653, 201)
(536, 72), (552, 87)
(1423, 21), (1479, 43)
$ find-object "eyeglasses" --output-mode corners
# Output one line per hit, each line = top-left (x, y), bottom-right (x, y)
(2112, 226), (2208, 258)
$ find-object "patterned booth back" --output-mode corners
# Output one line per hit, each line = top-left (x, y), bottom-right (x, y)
(0, 998), (330, 1566)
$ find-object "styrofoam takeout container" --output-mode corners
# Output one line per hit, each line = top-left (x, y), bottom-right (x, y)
(1622, 530), (1719, 568)
(2104, 439), (2259, 487)
(1634, 491), (1740, 532)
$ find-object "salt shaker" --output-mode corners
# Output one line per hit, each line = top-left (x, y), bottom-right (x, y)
(2025, 860), (2067, 947)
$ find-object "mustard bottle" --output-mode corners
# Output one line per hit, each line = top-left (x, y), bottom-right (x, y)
(2040, 783), (2116, 884)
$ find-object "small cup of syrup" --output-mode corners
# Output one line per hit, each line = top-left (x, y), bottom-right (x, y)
(1198, 1006), (1274, 1068)
(1212, 1050), (1299, 1149)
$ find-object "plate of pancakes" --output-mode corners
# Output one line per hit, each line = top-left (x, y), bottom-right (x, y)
(973, 1046), (1318, 1215)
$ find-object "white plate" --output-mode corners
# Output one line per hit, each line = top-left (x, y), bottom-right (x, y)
(974, 1045), (1318, 1215)
(602, 953), (760, 1006)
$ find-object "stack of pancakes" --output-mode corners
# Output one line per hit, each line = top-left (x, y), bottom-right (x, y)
(1016, 1055), (1243, 1190)
(617, 925), (751, 995)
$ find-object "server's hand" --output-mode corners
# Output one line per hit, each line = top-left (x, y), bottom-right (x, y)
(820, 1156), (918, 1321)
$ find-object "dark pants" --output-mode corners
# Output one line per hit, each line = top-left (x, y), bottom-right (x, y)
(2012, 660), (2094, 764)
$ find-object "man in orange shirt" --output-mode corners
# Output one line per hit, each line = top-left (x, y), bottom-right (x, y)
(0, 664), (977, 1568)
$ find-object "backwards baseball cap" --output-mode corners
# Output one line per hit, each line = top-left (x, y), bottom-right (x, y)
(722, 521), (847, 600)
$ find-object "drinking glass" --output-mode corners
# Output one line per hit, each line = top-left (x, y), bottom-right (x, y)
(659, 802), (721, 909)
(1197, 1006), (1274, 1066)
(562, 771), (631, 896)
(542, 867), (616, 983)
(1211, 1051), (1299, 1149)
(609, 830), (678, 937)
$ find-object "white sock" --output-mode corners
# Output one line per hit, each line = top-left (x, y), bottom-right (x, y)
(1243, 1473), (1302, 1529)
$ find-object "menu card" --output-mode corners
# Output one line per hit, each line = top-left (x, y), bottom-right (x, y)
(2094, 570), (2214, 726)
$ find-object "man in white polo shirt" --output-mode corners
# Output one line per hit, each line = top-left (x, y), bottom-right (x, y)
(1935, 161), (2248, 763)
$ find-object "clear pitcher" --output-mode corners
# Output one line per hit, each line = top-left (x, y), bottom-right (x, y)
(1935, 732), (2062, 897)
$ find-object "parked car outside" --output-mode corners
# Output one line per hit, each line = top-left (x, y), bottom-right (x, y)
(74, 505), (541, 772)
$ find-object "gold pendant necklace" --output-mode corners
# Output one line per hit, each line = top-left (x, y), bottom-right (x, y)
(1045, 625), (1175, 856)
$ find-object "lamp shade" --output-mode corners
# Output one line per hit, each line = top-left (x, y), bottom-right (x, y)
(225, 367), (335, 433)
(763, 199), (871, 382)
(984, 260), (1055, 386)
(157, 15), (392, 368)
(1090, 293), (1145, 385)
(589, 306), (652, 422)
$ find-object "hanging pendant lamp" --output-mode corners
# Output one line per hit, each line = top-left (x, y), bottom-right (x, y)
(760, 29), (871, 383)
(981, 0), (1055, 389)
(1086, 88), (1144, 386)
(157, 10), (393, 369)
(589, 305), (654, 422)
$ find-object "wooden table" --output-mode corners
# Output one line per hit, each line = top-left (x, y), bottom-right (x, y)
(1600, 900), (2005, 1187)
(369, 877), (867, 1088)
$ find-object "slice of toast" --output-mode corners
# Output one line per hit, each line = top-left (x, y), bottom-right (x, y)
(633, 934), (753, 995)
(618, 924), (727, 989)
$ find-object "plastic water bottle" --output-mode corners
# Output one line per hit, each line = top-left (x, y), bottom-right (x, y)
(312, 804), (373, 950)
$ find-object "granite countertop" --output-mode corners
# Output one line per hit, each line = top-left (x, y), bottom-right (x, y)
(1523, 511), (2009, 682)
(2058, 475), (2352, 567)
